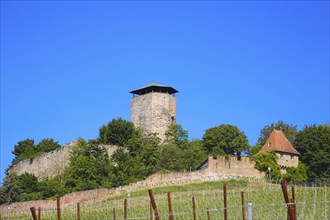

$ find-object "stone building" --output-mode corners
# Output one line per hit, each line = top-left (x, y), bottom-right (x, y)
(258, 129), (300, 172)
(130, 81), (178, 141)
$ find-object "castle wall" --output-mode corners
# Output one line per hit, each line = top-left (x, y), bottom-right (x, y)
(206, 156), (264, 177)
(8, 143), (117, 180)
(276, 153), (299, 173)
(131, 92), (176, 141)
(1, 163), (264, 214)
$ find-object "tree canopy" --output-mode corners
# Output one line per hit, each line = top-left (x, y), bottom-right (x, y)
(98, 118), (135, 146)
(293, 124), (330, 179)
(11, 138), (61, 165)
(257, 120), (297, 146)
(203, 124), (249, 157)
(63, 138), (113, 191)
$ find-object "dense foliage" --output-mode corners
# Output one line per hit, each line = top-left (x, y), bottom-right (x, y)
(11, 138), (61, 165)
(252, 150), (281, 180)
(1, 119), (327, 205)
(257, 120), (297, 146)
(294, 124), (330, 179)
(203, 124), (249, 157)
(63, 138), (113, 191)
(98, 118), (135, 146)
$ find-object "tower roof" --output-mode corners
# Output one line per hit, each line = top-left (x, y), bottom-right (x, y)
(258, 130), (300, 155)
(130, 81), (178, 95)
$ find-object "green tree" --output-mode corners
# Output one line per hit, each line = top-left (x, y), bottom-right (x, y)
(203, 124), (249, 157)
(285, 162), (308, 183)
(63, 138), (113, 191)
(98, 118), (135, 146)
(12, 139), (38, 164)
(294, 124), (330, 179)
(252, 150), (281, 180)
(248, 144), (262, 157)
(0, 187), (6, 205)
(257, 120), (297, 146)
(37, 138), (61, 153)
(159, 143), (183, 171)
(181, 139), (207, 171)
(0, 173), (42, 203)
(165, 124), (189, 146)
(110, 148), (140, 187)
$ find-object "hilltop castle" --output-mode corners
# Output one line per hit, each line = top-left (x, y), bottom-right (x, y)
(8, 81), (299, 180)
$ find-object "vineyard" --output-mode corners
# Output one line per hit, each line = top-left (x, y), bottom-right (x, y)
(1, 179), (329, 220)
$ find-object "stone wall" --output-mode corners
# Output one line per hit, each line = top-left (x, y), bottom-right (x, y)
(131, 92), (176, 141)
(8, 142), (118, 180)
(1, 156), (264, 215)
(206, 156), (264, 177)
(276, 153), (299, 173)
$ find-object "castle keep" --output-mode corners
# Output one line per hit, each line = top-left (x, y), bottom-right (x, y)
(130, 81), (178, 141)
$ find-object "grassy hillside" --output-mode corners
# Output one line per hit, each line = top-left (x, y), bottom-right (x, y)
(3, 179), (330, 219)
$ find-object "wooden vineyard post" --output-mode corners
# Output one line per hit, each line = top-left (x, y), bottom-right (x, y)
(57, 196), (61, 220)
(167, 192), (174, 220)
(113, 208), (116, 220)
(292, 186), (297, 220)
(38, 207), (41, 220)
(30, 207), (37, 220)
(207, 208), (210, 220)
(281, 178), (296, 220)
(192, 196), (197, 220)
(150, 201), (153, 220)
(124, 199), (128, 220)
(148, 189), (160, 220)
(77, 203), (80, 220)
(224, 184), (227, 220)
(241, 191), (245, 220)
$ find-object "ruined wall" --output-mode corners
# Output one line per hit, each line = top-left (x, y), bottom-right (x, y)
(1, 164), (264, 214)
(206, 156), (264, 177)
(8, 142), (117, 180)
(131, 92), (176, 141)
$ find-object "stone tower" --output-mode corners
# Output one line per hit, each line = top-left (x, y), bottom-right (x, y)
(258, 129), (300, 173)
(130, 81), (178, 141)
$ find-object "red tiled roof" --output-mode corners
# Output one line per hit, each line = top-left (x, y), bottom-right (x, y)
(258, 130), (300, 155)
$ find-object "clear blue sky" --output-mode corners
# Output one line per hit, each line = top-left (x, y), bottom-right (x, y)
(1, 1), (329, 182)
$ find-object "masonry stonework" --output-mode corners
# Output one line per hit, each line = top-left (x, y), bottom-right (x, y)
(1, 156), (264, 214)
(276, 153), (299, 173)
(8, 143), (117, 180)
(131, 92), (176, 141)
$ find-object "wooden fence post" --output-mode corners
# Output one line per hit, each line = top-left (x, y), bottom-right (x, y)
(192, 196), (196, 220)
(57, 196), (61, 220)
(38, 207), (41, 220)
(292, 186), (297, 220)
(241, 191), (245, 220)
(281, 178), (296, 220)
(207, 208), (210, 220)
(30, 207), (37, 220)
(224, 184), (227, 220)
(113, 208), (116, 220)
(124, 199), (128, 220)
(168, 192), (174, 220)
(148, 189), (160, 220)
(77, 203), (80, 220)
(150, 201), (153, 220)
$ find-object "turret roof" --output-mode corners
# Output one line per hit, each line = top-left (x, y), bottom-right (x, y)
(258, 130), (300, 155)
(130, 81), (178, 95)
